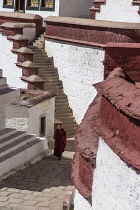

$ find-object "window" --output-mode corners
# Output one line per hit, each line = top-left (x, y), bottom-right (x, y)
(42, 0), (54, 8)
(41, 0), (55, 10)
(26, 0), (39, 10)
(40, 116), (46, 137)
(3, 0), (14, 8)
(26, 0), (55, 11)
(28, 0), (39, 7)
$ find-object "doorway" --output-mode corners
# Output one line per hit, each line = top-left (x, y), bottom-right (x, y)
(15, 0), (25, 12)
(40, 116), (46, 137)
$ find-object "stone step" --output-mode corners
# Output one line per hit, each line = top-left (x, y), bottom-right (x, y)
(34, 61), (51, 65)
(44, 89), (63, 94)
(0, 131), (26, 148)
(55, 106), (72, 111)
(44, 82), (62, 86)
(0, 84), (8, 90)
(36, 64), (54, 68)
(38, 72), (58, 76)
(0, 137), (47, 177)
(56, 95), (67, 99)
(56, 119), (77, 125)
(32, 50), (47, 54)
(0, 77), (7, 87)
(39, 76), (59, 80)
(43, 80), (61, 84)
(0, 69), (2, 77)
(55, 102), (70, 107)
(29, 49), (46, 52)
(55, 114), (73, 119)
(38, 69), (57, 73)
(55, 98), (68, 103)
(33, 57), (50, 61)
(59, 120), (77, 126)
(44, 84), (62, 89)
(0, 134), (37, 158)
(0, 128), (17, 140)
(55, 109), (72, 115)
(56, 117), (75, 122)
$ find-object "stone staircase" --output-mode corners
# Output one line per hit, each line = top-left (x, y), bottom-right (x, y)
(0, 127), (47, 178)
(29, 37), (78, 137)
(0, 69), (48, 179)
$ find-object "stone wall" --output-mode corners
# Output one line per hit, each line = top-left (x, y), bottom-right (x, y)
(95, 0), (140, 22)
(74, 138), (140, 210)
(0, 34), (27, 89)
(45, 40), (104, 123)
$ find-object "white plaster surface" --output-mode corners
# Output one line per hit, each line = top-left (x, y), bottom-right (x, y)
(6, 97), (55, 139)
(45, 40), (104, 124)
(23, 27), (36, 42)
(96, 0), (140, 23)
(74, 138), (140, 210)
(0, 34), (27, 89)
(74, 189), (92, 210)
(59, 0), (92, 18)
(6, 105), (29, 132)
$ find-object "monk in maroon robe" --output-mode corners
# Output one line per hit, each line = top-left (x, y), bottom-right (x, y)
(53, 124), (67, 160)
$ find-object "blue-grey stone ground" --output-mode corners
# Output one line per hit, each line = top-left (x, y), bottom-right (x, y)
(0, 138), (75, 210)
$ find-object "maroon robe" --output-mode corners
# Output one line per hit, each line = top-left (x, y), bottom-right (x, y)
(53, 128), (67, 159)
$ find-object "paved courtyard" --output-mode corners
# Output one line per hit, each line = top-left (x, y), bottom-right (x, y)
(0, 138), (75, 210)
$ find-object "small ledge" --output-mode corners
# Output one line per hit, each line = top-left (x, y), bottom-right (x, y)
(21, 61), (39, 68)
(132, 1), (140, 5)
(44, 35), (104, 48)
(12, 47), (33, 54)
(93, 0), (106, 3)
(1, 22), (35, 29)
(8, 34), (28, 41)
(90, 7), (100, 12)
(0, 11), (42, 20)
(21, 75), (44, 82)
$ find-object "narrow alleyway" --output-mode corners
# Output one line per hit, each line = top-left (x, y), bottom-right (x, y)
(0, 138), (75, 210)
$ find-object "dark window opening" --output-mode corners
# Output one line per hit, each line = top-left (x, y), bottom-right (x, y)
(40, 0), (55, 11)
(40, 116), (46, 136)
(26, 0), (39, 10)
(3, 0), (14, 8)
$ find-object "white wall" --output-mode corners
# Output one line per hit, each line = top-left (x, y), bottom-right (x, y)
(6, 105), (29, 132)
(45, 40), (104, 124)
(74, 137), (140, 210)
(28, 98), (55, 139)
(0, 34), (27, 89)
(96, 0), (140, 23)
(6, 97), (55, 139)
(23, 27), (36, 42)
(59, 0), (92, 18)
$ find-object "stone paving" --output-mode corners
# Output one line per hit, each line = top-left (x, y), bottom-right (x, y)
(0, 138), (75, 210)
